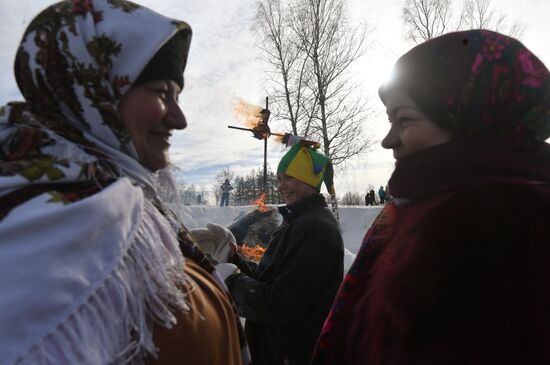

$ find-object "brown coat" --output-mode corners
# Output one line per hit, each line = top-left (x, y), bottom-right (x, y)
(148, 259), (243, 365)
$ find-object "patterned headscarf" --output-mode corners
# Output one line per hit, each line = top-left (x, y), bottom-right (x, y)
(0, 0), (191, 218)
(379, 29), (550, 145)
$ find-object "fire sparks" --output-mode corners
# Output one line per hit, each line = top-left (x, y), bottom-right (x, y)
(252, 193), (269, 212)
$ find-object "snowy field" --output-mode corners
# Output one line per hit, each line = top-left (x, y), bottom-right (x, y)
(169, 204), (384, 271)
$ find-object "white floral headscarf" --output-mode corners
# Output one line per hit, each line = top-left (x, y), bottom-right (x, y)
(0, 0), (191, 217)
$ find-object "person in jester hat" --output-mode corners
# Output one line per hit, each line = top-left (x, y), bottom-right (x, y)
(194, 138), (344, 365)
(311, 29), (550, 365)
(0, 1), (249, 364)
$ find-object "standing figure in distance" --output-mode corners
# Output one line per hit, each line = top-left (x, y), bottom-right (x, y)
(384, 184), (392, 202)
(378, 185), (386, 204)
(220, 178), (233, 206)
(369, 189), (376, 205)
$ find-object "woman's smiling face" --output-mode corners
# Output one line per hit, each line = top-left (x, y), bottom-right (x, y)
(277, 173), (317, 205)
(381, 89), (452, 160)
(117, 79), (187, 171)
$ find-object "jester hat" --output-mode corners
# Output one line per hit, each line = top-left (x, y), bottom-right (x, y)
(277, 141), (335, 194)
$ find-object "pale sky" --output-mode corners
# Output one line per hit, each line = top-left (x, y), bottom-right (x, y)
(1, 0), (549, 199)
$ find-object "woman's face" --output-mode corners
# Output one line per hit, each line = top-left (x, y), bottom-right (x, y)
(382, 89), (451, 160)
(117, 80), (186, 171)
(277, 173), (317, 205)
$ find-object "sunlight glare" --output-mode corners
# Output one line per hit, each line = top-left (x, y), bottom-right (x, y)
(362, 56), (397, 94)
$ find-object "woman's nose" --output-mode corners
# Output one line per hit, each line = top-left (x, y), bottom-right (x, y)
(167, 103), (187, 130)
(381, 125), (397, 150)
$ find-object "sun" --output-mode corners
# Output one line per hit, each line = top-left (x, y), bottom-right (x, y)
(360, 55), (397, 95)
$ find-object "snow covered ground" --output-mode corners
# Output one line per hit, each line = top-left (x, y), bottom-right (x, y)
(169, 203), (384, 271)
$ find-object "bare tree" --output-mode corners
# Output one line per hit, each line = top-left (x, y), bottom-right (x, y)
(461, 0), (525, 37)
(402, 0), (455, 44)
(340, 191), (363, 205)
(255, 0), (375, 166)
(403, 0), (525, 44)
(255, 0), (315, 135)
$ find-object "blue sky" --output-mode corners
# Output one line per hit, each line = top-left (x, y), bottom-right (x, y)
(1, 0), (549, 198)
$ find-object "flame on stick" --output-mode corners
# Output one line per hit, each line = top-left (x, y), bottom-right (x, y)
(233, 98), (264, 129)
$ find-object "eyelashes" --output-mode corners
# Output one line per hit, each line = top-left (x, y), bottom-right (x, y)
(397, 117), (414, 124)
(388, 116), (415, 125)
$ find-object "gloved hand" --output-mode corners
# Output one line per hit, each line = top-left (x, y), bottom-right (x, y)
(215, 263), (240, 281)
(190, 223), (237, 263)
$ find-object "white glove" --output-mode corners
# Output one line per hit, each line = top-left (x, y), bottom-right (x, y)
(190, 223), (237, 263)
(215, 263), (240, 281)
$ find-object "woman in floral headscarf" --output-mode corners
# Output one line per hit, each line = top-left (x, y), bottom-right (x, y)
(0, 1), (250, 364)
(312, 29), (550, 364)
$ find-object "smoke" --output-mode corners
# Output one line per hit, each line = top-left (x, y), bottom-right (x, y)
(233, 97), (263, 129)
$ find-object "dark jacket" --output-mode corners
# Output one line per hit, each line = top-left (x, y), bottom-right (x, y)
(226, 193), (344, 365)
(221, 181), (233, 194)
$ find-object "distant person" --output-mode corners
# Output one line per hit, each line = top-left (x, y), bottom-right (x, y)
(0, 1), (248, 364)
(193, 139), (344, 365)
(365, 190), (375, 206)
(197, 193), (202, 205)
(378, 185), (386, 204)
(312, 29), (550, 364)
(384, 185), (392, 202)
(220, 178), (233, 206)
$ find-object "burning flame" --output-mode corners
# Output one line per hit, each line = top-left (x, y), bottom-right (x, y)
(233, 98), (264, 129)
(237, 245), (266, 262)
(252, 193), (269, 212)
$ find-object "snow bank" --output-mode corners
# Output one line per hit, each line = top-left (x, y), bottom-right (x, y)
(169, 203), (384, 271)
(168, 204), (258, 229)
(337, 205), (383, 253)
(170, 204), (383, 253)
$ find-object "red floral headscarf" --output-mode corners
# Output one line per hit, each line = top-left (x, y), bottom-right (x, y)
(379, 30), (550, 145)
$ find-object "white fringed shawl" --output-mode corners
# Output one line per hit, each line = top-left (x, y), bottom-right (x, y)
(0, 178), (189, 364)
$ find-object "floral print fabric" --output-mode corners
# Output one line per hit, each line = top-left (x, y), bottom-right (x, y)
(0, 0), (191, 218)
(380, 29), (550, 145)
(453, 30), (550, 144)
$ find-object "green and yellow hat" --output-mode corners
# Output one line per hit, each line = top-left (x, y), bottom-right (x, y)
(277, 141), (335, 194)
